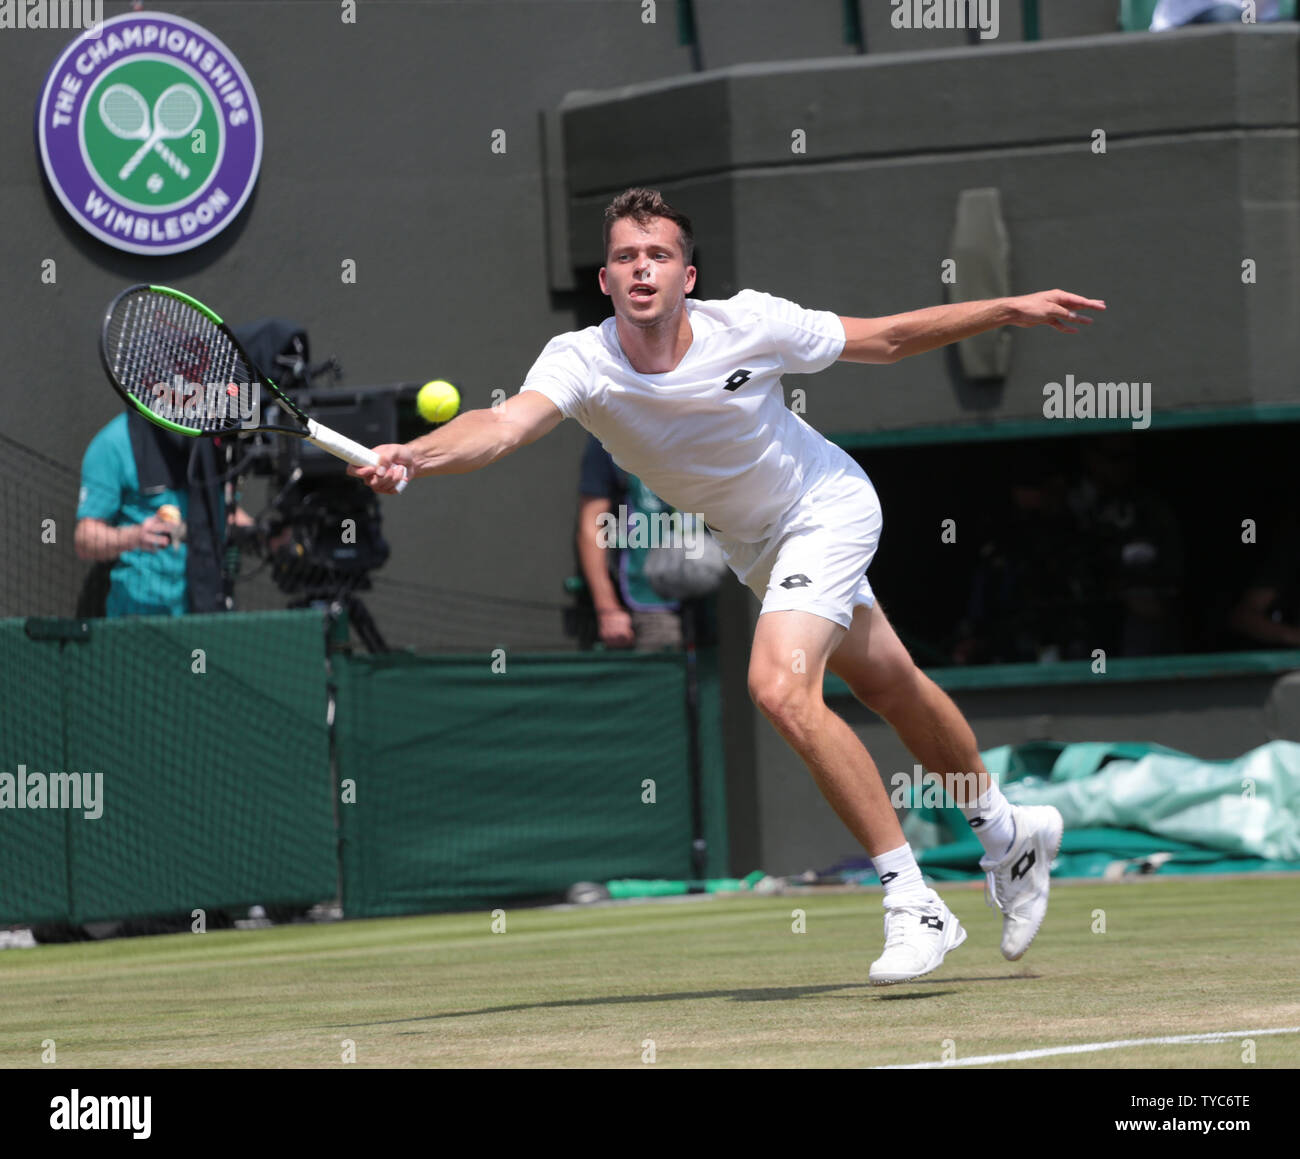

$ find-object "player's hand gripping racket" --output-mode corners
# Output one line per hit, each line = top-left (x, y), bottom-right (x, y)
(99, 284), (408, 491)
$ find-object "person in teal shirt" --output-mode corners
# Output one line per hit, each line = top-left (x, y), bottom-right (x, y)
(75, 412), (240, 617)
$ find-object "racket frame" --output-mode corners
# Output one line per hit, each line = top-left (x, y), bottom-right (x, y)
(99, 284), (407, 489)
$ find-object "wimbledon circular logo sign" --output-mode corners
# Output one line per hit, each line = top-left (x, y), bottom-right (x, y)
(37, 12), (262, 255)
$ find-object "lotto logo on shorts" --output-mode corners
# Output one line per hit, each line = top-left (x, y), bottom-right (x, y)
(779, 574), (811, 589)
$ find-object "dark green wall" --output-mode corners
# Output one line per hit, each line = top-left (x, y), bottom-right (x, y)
(560, 27), (1300, 435)
(12, 9), (1293, 648)
(5, 7), (1297, 878)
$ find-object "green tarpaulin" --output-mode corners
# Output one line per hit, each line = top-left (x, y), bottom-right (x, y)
(894, 740), (1300, 880)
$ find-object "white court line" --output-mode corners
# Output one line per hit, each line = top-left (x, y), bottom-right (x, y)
(875, 1027), (1300, 1069)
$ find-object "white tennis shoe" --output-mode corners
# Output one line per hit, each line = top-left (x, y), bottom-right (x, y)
(868, 890), (966, 985)
(981, 804), (1064, 960)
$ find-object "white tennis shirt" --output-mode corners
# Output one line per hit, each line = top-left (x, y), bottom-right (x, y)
(521, 290), (852, 543)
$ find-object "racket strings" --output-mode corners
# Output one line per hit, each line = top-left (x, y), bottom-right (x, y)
(107, 290), (246, 434)
(207, 334), (249, 423)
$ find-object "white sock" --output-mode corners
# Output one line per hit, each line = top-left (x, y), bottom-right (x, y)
(871, 843), (929, 904)
(961, 780), (1016, 857)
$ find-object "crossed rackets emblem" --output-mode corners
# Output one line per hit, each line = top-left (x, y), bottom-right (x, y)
(97, 82), (202, 184)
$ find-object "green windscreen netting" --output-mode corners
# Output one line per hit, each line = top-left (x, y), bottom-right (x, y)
(0, 611), (335, 925)
(1, 615), (729, 925)
(333, 649), (729, 916)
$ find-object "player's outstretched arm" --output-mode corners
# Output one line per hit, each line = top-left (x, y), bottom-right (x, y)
(349, 391), (563, 493)
(837, 289), (1106, 364)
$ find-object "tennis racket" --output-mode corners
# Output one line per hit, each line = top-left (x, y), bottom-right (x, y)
(99, 284), (408, 491)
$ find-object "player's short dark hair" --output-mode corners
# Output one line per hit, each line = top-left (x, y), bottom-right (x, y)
(602, 188), (695, 265)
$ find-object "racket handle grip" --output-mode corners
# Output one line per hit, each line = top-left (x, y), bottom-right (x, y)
(306, 420), (409, 493)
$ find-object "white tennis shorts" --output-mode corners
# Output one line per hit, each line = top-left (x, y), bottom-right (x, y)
(712, 462), (883, 630)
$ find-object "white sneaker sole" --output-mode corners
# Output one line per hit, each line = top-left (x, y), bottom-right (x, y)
(869, 920), (968, 985)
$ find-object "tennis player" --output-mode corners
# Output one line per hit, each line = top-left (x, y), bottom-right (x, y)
(353, 189), (1104, 983)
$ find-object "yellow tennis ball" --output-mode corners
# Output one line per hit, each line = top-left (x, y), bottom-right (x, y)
(417, 379), (460, 423)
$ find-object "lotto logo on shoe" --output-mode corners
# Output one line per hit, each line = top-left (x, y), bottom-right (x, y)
(1011, 849), (1036, 880)
(779, 574), (811, 589)
(919, 915), (945, 931)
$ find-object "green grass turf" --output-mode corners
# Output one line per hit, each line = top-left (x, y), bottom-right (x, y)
(2, 876), (1297, 1068)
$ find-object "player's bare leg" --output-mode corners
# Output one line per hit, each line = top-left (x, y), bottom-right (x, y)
(828, 602), (1063, 960)
(826, 602), (991, 806)
(747, 609), (902, 856)
(748, 608), (966, 982)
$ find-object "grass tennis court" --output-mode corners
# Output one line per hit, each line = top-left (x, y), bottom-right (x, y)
(3, 876), (1296, 1069)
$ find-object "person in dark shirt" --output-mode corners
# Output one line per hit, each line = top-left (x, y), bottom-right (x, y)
(575, 434), (682, 651)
